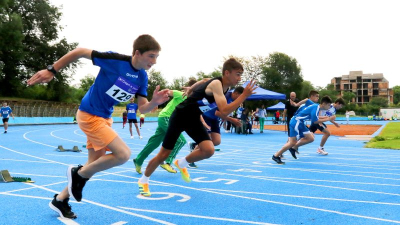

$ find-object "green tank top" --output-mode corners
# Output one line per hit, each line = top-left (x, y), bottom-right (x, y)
(158, 90), (186, 117)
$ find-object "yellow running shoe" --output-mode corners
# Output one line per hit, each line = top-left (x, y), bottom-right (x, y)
(160, 163), (177, 173)
(133, 159), (142, 174)
(173, 160), (191, 183)
(138, 181), (151, 197)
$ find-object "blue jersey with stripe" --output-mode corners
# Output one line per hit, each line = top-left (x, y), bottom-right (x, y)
(294, 99), (316, 116)
(292, 103), (320, 124)
(79, 51), (148, 118)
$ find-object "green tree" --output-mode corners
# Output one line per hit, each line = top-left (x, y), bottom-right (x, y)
(317, 84), (339, 102)
(0, 0), (78, 99)
(147, 69), (168, 100)
(79, 74), (95, 92)
(298, 80), (315, 100)
(169, 76), (187, 90)
(369, 97), (388, 108)
(260, 52), (303, 97)
(342, 91), (356, 104)
(195, 69), (221, 80)
(393, 85), (400, 104)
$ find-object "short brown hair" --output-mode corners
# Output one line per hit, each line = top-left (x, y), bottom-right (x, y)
(222, 58), (243, 75)
(187, 79), (197, 87)
(335, 98), (345, 105)
(308, 90), (319, 97)
(321, 96), (332, 104)
(133, 34), (161, 55)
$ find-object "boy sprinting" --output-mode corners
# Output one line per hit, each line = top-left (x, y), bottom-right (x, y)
(137, 58), (256, 197)
(133, 79), (197, 174)
(27, 34), (169, 219)
(126, 97), (142, 139)
(1, 102), (14, 133)
(309, 98), (345, 155)
(188, 86), (244, 168)
(286, 90), (320, 158)
(272, 96), (336, 164)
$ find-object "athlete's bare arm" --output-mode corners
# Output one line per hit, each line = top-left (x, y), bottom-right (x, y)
(27, 48), (92, 86)
(206, 80), (256, 116)
(137, 86), (170, 114)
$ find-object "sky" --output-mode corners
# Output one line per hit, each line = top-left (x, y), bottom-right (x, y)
(49, 0), (400, 88)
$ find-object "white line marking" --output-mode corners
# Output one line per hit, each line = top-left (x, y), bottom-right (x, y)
(24, 183), (175, 225)
(58, 217), (80, 225)
(119, 206), (276, 225)
(204, 188), (400, 206)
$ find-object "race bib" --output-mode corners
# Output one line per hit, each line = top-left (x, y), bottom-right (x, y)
(106, 77), (139, 102)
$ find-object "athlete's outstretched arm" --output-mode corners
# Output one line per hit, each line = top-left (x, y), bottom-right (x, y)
(27, 48), (92, 86)
(137, 85), (170, 114)
(209, 80), (256, 116)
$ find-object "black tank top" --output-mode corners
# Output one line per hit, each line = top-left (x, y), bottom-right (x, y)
(176, 77), (228, 111)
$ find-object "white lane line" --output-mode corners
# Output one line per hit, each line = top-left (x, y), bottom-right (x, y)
(109, 176), (400, 224)
(0, 192), (53, 200)
(191, 159), (400, 179)
(58, 217), (80, 225)
(73, 129), (86, 137)
(23, 183), (175, 225)
(187, 169), (400, 197)
(204, 188), (400, 206)
(0, 158), (55, 164)
(23, 129), (58, 148)
(50, 129), (86, 144)
(197, 188), (400, 224)
(0, 145), (68, 166)
(45, 154), (87, 158)
(111, 222), (127, 225)
(119, 206), (276, 225)
(188, 170), (400, 187)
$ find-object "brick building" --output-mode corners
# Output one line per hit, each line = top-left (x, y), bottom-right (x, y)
(331, 71), (393, 105)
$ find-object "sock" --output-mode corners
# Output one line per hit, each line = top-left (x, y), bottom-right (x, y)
(139, 175), (150, 184)
(56, 196), (63, 202)
(178, 157), (189, 168)
(319, 146), (323, 150)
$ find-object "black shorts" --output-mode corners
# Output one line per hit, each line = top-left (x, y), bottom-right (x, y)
(203, 116), (220, 134)
(2, 118), (9, 123)
(128, 119), (138, 123)
(162, 107), (210, 150)
(309, 123), (327, 133)
(254, 116), (259, 121)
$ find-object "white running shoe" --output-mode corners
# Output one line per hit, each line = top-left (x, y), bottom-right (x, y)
(317, 148), (328, 155)
(139, 136), (143, 139)
(131, 136), (134, 139)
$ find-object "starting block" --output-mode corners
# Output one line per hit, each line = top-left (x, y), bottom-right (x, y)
(0, 170), (34, 183)
(55, 145), (82, 152)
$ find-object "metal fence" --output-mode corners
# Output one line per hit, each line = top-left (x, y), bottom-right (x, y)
(5, 100), (79, 117)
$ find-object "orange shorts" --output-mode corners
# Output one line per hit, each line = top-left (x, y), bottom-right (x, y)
(77, 110), (117, 151)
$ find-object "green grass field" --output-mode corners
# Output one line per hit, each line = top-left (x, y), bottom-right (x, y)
(365, 122), (400, 150)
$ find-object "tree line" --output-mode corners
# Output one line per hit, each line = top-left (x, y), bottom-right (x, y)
(1, 0), (399, 115)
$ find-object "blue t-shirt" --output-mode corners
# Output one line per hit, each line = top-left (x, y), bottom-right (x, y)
(202, 92), (233, 121)
(294, 99), (316, 116)
(79, 51), (148, 118)
(292, 104), (320, 124)
(1, 106), (12, 118)
(126, 103), (138, 119)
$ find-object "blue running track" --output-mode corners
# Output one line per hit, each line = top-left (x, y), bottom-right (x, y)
(1, 122), (399, 225)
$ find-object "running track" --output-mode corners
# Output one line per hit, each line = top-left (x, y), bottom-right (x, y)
(1, 122), (399, 225)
